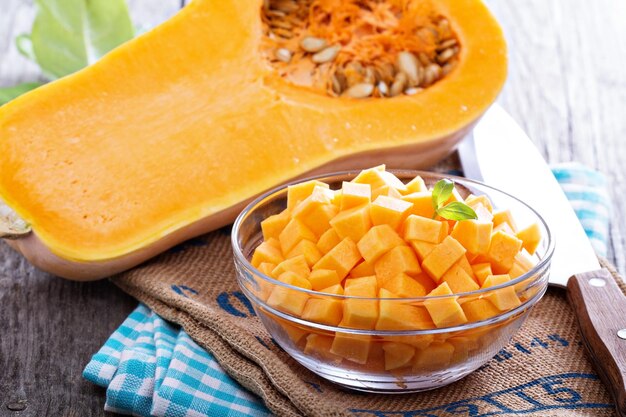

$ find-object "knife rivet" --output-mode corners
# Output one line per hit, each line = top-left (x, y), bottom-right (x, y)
(618, 329), (626, 340)
(588, 278), (606, 287)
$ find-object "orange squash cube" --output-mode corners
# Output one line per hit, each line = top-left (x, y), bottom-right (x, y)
(340, 181), (371, 211)
(422, 236), (467, 282)
(374, 245), (421, 284)
(413, 342), (455, 370)
(509, 251), (537, 279)
(461, 298), (501, 322)
(357, 224), (405, 263)
(450, 219), (493, 255)
(266, 271), (311, 316)
(274, 317), (309, 344)
(487, 230), (523, 274)
(287, 180), (329, 210)
(493, 221), (515, 236)
(349, 260), (376, 278)
(493, 209), (518, 232)
(370, 195), (412, 230)
(377, 289), (435, 330)
(471, 262), (493, 286)
(251, 241), (284, 267)
(301, 298), (343, 326)
(449, 336), (478, 363)
(344, 275), (378, 289)
(279, 218), (317, 254)
(473, 203), (494, 223)
(442, 262), (479, 293)
(382, 272), (432, 297)
(286, 239), (322, 267)
(257, 262), (277, 277)
(319, 284), (344, 295)
(292, 186), (338, 237)
(383, 185), (404, 199)
(465, 194), (494, 212)
(402, 191), (435, 218)
(403, 215), (449, 244)
(423, 282), (468, 327)
(307, 269), (341, 291)
(516, 223), (542, 255)
(304, 334), (342, 362)
(409, 240), (436, 261)
(403, 175), (427, 194)
(483, 274), (521, 311)
(272, 255), (310, 279)
(330, 333), (372, 364)
(330, 204), (372, 243)
(265, 237), (281, 250)
(353, 166), (406, 197)
(316, 228), (341, 254)
(341, 283), (378, 330)
(261, 209), (290, 240)
(313, 237), (362, 279)
(383, 342), (416, 370)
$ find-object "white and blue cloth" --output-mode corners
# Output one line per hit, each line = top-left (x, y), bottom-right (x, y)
(83, 162), (610, 417)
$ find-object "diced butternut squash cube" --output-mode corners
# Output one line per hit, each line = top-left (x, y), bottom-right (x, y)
(301, 204), (338, 237)
(402, 191), (435, 218)
(341, 283), (378, 329)
(275, 317), (309, 344)
(404, 175), (427, 194)
(383, 185), (404, 199)
(301, 298), (343, 326)
(377, 289), (435, 330)
(279, 218), (317, 254)
(413, 342), (454, 370)
(493, 209), (518, 232)
(449, 336), (477, 363)
(313, 237), (362, 279)
(345, 275), (377, 289)
(316, 228), (341, 254)
(473, 203), (494, 223)
(483, 274), (521, 311)
(286, 239), (322, 267)
(465, 194), (493, 212)
(461, 298), (500, 322)
(409, 240), (436, 262)
(255, 263), (276, 300)
(423, 282), (468, 327)
(330, 204), (372, 243)
(370, 195), (412, 230)
(509, 251), (537, 280)
(382, 272), (433, 298)
(374, 245), (421, 284)
(257, 262), (277, 278)
(357, 224), (405, 263)
(266, 271), (311, 316)
(516, 223), (542, 255)
(340, 181), (371, 211)
(422, 236), (467, 282)
(330, 333), (372, 364)
(353, 166), (406, 197)
(349, 260), (375, 278)
(266, 237), (281, 250)
(456, 255), (476, 278)
(471, 263), (493, 286)
(383, 342), (416, 370)
(493, 222), (515, 236)
(251, 241), (284, 267)
(261, 210), (290, 240)
(272, 255), (310, 279)
(487, 230), (523, 274)
(307, 269), (341, 291)
(287, 180), (329, 210)
(292, 186), (338, 237)
(304, 334), (342, 362)
(442, 262), (480, 293)
(450, 220), (493, 255)
(403, 215), (448, 244)
(319, 284), (344, 295)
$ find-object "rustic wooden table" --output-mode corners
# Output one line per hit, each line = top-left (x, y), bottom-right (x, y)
(1, 0), (624, 415)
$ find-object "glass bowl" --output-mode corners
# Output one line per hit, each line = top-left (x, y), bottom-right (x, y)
(231, 170), (554, 393)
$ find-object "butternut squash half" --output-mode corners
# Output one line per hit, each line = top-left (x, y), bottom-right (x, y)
(0, 0), (506, 280)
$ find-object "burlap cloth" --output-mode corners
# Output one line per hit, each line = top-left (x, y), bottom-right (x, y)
(111, 160), (624, 417)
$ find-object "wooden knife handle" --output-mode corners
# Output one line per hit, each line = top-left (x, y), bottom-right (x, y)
(567, 269), (626, 417)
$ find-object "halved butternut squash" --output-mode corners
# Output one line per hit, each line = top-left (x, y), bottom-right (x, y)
(0, 0), (506, 280)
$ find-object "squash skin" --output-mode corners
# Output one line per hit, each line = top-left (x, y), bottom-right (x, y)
(0, 0), (506, 280)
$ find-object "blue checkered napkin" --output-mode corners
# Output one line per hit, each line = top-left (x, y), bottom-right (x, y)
(83, 304), (271, 417)
(552, 162), (611, 257)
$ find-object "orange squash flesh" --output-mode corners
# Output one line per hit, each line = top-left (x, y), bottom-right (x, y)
(0, 0), (506, 280)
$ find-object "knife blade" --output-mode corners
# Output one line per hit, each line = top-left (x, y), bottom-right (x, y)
(460, 104), (626, 417)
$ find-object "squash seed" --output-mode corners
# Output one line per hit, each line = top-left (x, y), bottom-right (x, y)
(377, 81), (389, 97)
(343, 83), (374, 98)
(405, 87), (423, 95)
(422, 64), (442, 86)
(300, 36), (328, 53)
(390, 72), (408, 97)
(275, 48), (292, 63)
(332, 72), (347, 95)
(437, 38), (458, 51)
(437, 48), (456, 64)
(312, 45), (341, 64)
(397, 51), (420, 86)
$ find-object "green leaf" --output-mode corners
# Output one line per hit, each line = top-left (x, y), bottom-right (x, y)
(436, 202), (478, 221)
(0, 82), (44, 106)
(29, 0), (135, 79)
(431, 179), (455, 210)
(16, 34), (36, 61)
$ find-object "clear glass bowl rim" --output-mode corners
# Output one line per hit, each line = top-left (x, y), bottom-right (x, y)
(231, 169), (555, 302)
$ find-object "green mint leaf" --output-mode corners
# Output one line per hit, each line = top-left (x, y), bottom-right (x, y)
(0, 82), (44, 106)
(29, 0), (135, 79)
(436, 202), (478, 221)
(431, 179), (455, 210)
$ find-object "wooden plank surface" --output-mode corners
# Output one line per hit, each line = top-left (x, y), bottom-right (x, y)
(0, 0), (624, 415)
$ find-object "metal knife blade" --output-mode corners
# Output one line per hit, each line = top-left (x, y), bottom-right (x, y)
(458, 104), (599, 287)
